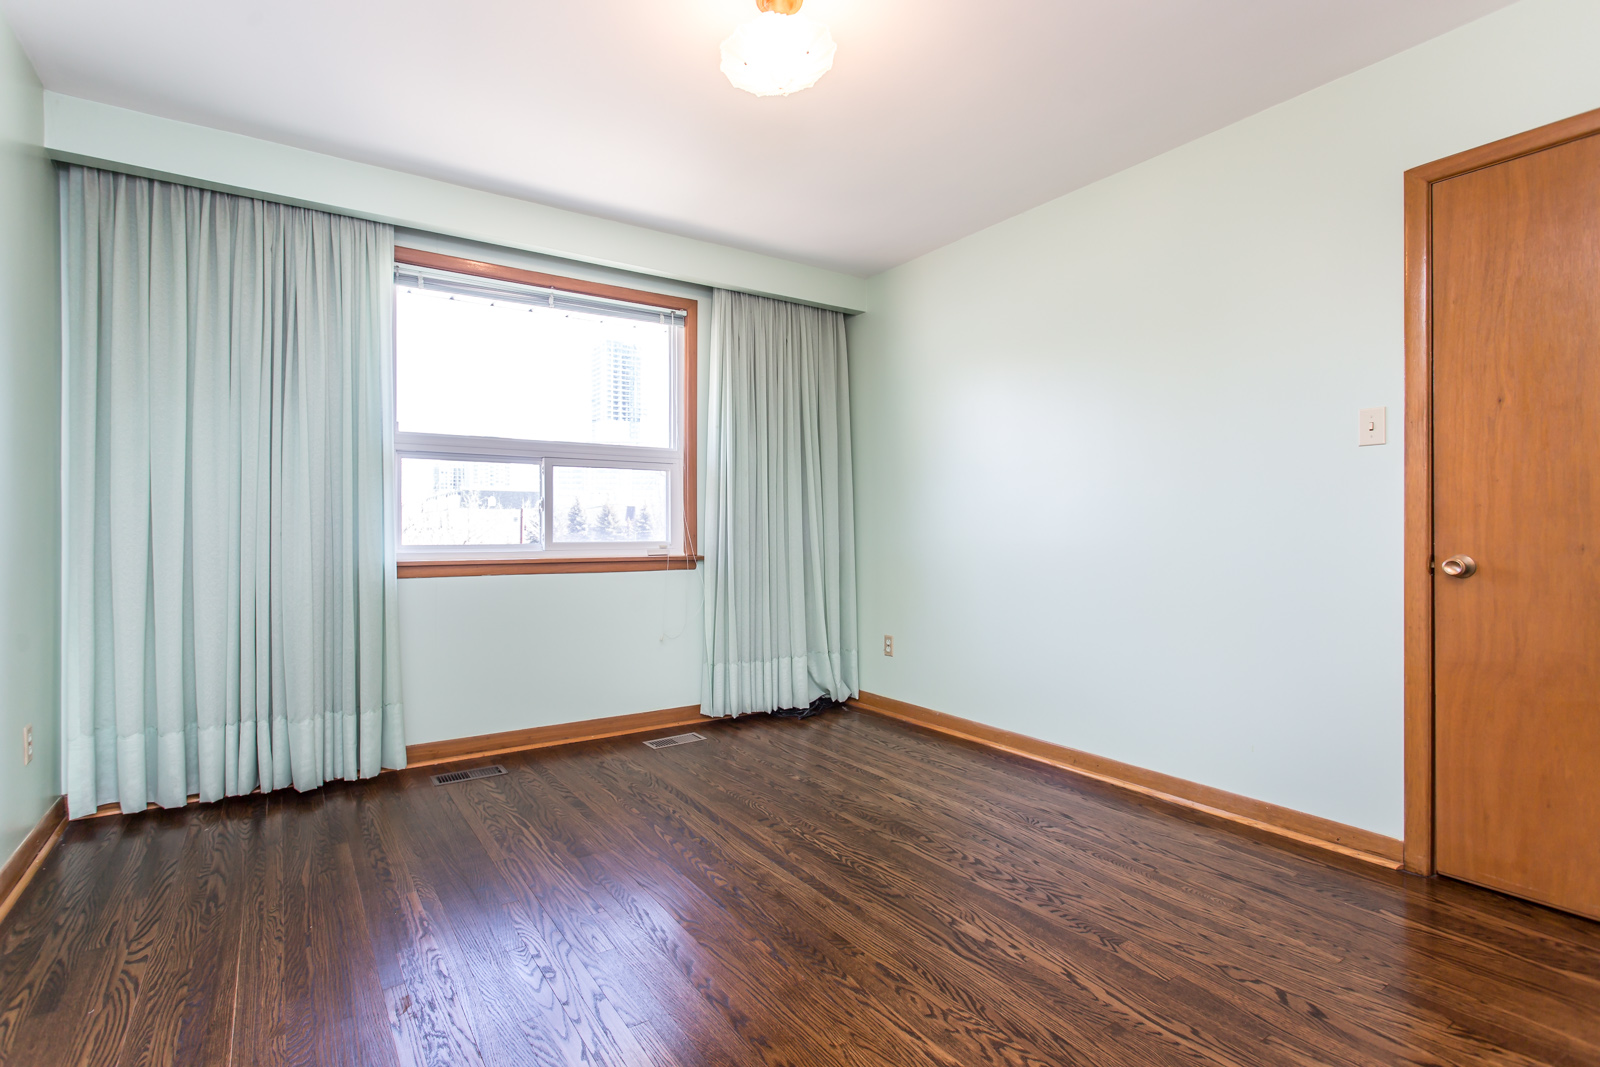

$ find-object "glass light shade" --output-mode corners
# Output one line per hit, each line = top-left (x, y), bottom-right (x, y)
(720, 12), (836, 97)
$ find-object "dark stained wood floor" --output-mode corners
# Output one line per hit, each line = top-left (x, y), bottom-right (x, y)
(2, 709), (1599, 1066)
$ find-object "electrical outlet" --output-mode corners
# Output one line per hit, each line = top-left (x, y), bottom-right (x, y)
(883, 635), (894, 657)
(23, 725), (33, 766)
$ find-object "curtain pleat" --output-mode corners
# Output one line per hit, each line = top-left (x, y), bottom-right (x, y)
(702, 290), (858, 717)
(61, 165), (404, 818)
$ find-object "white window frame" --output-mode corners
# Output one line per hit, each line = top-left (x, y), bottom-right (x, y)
(392, 253), (691, 566)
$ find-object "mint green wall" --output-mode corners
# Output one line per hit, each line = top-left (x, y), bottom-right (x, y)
(848, 0), (1600, 839)
(399, 571), (703, 742)
(0, 14), (60, 860)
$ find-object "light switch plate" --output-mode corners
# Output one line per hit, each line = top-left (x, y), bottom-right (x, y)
(1359, 406), (1387, 446)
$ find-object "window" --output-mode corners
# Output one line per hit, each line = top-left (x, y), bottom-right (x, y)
(392, 248), (696, 577)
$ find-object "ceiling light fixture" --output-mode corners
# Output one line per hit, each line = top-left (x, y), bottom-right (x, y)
(721, 0), (836, 98)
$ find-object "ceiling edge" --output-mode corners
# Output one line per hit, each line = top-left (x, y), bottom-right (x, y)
(42, 92), (870, 314)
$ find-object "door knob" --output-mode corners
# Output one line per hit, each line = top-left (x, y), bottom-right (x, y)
(1440, 555), (1477, 578)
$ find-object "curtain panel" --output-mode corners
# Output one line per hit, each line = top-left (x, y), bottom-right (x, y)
(702, 289), (858, 717)
(61, 166), (404, 818)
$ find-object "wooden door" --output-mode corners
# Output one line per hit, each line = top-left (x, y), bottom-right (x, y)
(1432, 131), (1600, 921)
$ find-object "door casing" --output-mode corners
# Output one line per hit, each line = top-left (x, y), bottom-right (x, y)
(1402, 106), (1600, 875)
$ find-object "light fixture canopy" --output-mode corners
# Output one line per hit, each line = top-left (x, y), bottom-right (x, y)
(721, 0), (836, 98)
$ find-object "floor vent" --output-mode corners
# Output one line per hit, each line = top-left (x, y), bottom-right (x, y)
(643, 732), (706, 750)
(430, 765), (507, 786)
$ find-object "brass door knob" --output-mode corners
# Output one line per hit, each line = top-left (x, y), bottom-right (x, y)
(1440, 555), (1477, 578)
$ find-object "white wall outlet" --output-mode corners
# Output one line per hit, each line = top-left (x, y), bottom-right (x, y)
(22, 725), (33, 766)
(883, 635), (894, 657)
(1359, 406), (1387, 446)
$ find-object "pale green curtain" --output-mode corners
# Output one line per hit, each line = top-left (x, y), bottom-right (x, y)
(702, 290), (858, 717)
(61, 166), (404, 818)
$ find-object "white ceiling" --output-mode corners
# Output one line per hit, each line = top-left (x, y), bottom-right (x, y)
(3, 0), (1513, 275)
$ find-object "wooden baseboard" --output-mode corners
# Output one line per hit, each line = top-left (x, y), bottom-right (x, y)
(0, 797), (68, 928)
(70, 695), (1400, 873)
(405, 705), (707, 768)
(84, 706), (712, 818)
(849, 692), (1403, 870)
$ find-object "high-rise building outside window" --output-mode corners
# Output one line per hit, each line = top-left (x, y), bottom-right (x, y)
(592, 339), (642, 431)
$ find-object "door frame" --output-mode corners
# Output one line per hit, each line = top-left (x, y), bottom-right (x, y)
(1402, 106), (1600, 875)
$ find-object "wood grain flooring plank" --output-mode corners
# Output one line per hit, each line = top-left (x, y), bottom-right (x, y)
(0, 815), (136, 1065)
(385, 888), (489, 1067)
(747, 720), (1427, 979)
(112, 800), (254, 1067)
(442, 765), (796, 1066)
(594, 736), (1314, 1067)
(420, 783), (669, 1067)
(312, 788), (405, 1067)
(755, 713), (1580, 1062)
(186, 799), (263, 1067)
(50, 810), (194, 1067)
(229, 792), (297, 1067)
(366, 778), (580, 1067)
(588, 726), (1376, 1067)
(734, 722), (1394, 972)
(559, 748), (1117, 1067)
(273, 789), (336, 1067)
(684, 716), (1574, 1067)
(459, 759), (867, 1066)
(343, 784), (489, 1067)
(4, 712), (1600, 1066)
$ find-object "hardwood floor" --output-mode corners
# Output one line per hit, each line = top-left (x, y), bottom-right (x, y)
(2, 710), (1598, 1066)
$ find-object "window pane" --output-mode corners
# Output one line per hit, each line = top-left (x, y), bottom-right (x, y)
(552, 467), (668, 543)
(401, 458), (543, 547)
(396, 282), (673, 448)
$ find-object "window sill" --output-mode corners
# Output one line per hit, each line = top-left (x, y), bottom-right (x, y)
(398, 555), (702, 578)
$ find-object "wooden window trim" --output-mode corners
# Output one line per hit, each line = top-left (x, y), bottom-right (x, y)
(399, 556), (703, 579)
(1401, 106), (1600, 876)
(392, 247), (698, 579)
